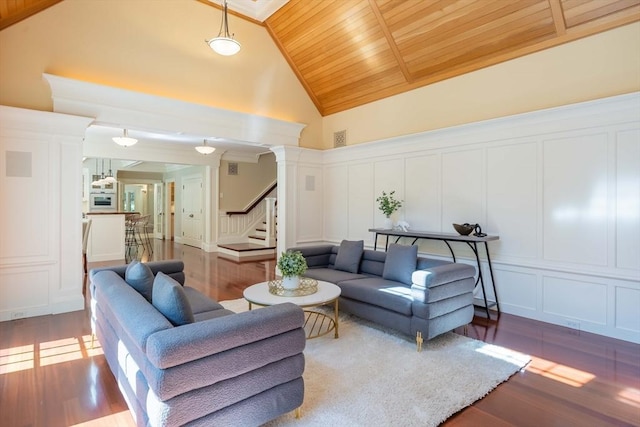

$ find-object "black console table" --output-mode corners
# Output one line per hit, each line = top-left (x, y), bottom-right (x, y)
(369, 228), (500, 319)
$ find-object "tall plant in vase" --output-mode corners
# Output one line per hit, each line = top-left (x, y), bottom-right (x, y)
(376, 190), (403, 229)
(277, 250), (308, 289)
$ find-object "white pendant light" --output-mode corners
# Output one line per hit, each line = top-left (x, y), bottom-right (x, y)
(113, 129), (138, 147)
(195, 139), (216, 155)
(205, 0), (241, 56)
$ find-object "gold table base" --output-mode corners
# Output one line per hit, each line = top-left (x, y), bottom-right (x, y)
(268, 277), (318, 297)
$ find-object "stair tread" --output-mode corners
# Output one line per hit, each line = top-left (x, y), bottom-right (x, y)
(218, 243), (276, 251)
(249, 235), (266, 240)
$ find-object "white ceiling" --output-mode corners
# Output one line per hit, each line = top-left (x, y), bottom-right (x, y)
(83, 123), (274, 173)
(218, 0), (289, 22)
(85, 122), (272, 157)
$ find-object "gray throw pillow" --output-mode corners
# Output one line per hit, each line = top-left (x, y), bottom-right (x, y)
(382, 244), (418, 285)
(125, 260), (154, 302)
(152, 272), (194, 326)
(334, 240), (364, 273)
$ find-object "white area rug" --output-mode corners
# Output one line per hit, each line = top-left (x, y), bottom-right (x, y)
(220, 299), (530, 427)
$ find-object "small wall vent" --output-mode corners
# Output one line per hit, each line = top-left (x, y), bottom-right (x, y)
(228, 162), (238, 175)
(333, 130), (347, 148)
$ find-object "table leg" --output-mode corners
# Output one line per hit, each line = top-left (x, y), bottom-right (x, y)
(443, 240), (456, 262)
(484, 242), (500, 315)
(466, 241), (491, 319)
(334, 298), (339, 338)
(374, 233), (379, 250)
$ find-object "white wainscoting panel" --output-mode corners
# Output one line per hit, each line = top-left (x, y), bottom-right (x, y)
(405, 154), (441, 231)
(487, 142), (538, 259)
(0, 268), (50, 313)
(542, 275), (607, 324)
(374, 157), (405, 225)
(615, 129), (640, 271)
(297, 166), (323, 242)
(543, 133), (609, 266)
(304, 92), (640, 342)
(1, 139), (51, 262)
(493, 267), (537, 312)
(442, 149), (484, 229)
(615, 286), (640, 332)
(348, 163), (374, 242)
(324, 165), (348, 242)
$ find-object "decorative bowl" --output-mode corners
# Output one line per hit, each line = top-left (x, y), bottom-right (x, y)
(453, 223), (474, 235)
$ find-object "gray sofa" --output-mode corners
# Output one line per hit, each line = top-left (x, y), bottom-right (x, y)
(89, 260), (306, 427)
(289, 242), (476, 347)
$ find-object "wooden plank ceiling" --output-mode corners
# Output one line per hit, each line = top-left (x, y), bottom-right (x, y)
(1, 0), (639, 116)
(265, 0), (640, 115)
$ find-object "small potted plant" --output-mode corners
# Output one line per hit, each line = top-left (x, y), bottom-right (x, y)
(376, 190), (403, 228)
(277, 250), (308, 289)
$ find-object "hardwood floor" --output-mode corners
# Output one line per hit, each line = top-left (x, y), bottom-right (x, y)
(1, 240), (638, 427)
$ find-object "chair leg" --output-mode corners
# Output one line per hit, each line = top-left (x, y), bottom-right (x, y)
(295, 407), (301, 419)
(416, 331), (423, 352)
(83, 253), (87, 275)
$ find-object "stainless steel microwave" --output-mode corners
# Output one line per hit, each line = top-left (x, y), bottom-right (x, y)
(89, 192), (117, 211)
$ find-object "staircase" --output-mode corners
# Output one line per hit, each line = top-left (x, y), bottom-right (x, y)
(217, 195), (277, 261)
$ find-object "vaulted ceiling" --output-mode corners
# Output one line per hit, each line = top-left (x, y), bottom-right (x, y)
(2, 0), (639, 116)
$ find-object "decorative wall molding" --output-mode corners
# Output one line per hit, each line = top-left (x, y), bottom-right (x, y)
(43, 73), (307, 147)
(292, 92), (640, 343)
(0, 106), (92, 321)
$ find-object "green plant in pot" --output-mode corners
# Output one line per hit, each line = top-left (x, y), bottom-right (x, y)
(277, 250), (308, 289)
(376, 190), (403, 229)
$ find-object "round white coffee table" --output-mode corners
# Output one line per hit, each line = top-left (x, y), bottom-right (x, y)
(243, 280), (341, 339)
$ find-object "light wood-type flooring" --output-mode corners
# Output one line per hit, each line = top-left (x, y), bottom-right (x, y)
(1, 240), (638, 426)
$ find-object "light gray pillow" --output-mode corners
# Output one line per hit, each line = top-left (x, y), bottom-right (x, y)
(382, 244), (418, 285)
(334, 240), (364, 273)
(152, 272), (194, 326)
(125, 260), (154, 302)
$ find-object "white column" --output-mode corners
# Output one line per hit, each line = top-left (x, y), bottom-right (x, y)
(203, 155), (222, 252)
(265, 197), (277, 247)
(270, 146), (302, 260)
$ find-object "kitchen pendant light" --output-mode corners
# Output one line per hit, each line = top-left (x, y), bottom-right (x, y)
(113, 129), (138, 147)
(195, 139), (216, 155)
(104, 159), (117, 184)
(205, 0), (241, 56)
(91, 159), (102, 186)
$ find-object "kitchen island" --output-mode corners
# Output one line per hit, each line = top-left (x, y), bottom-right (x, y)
(85, 212), (128, 262)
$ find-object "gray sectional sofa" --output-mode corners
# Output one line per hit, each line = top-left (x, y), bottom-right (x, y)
(289, 242), (476, 348)
(89, 260), (306, 427)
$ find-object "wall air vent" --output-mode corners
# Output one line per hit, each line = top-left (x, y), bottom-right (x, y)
(333, 130), (347, 148)
(228, 162), (238, 175)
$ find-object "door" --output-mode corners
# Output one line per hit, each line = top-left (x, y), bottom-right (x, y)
(154, 182), (164, 239)
(181, 176), (202, 247)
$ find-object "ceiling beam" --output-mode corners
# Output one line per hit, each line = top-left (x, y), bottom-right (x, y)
(548, 0), (567, 36)
(368, 0), (414, 84)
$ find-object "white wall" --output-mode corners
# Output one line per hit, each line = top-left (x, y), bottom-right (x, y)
(0, 106), (92, 320)
(291, 93), (640, 343)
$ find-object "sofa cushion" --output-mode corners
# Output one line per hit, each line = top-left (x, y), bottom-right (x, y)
(182, 287), (225, 314)
(125, 260), (154, 302)
(339, 277), (413, 315)
(334, 240), (364, 273)
(382, 244), (418, 285)
(304, 267), (367, 285)
(152, 272), (195, 326)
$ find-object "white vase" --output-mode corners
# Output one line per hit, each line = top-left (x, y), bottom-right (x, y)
(282, 275), (300, 290)
(383, 217), (393, 229)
